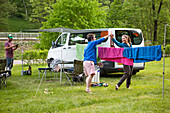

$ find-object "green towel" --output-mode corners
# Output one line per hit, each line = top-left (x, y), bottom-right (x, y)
(76, 43), (101, 62)
(76, 43), (87, 61)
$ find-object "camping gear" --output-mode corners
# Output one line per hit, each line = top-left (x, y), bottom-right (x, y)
(64, 60), (85, 86)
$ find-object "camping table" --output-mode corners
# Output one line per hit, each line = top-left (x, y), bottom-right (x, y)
(57, 61), (74, 84)
(38, 68), (52, 79)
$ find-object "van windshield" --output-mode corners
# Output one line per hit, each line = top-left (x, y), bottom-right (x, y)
(55, 33), (67, 47)
(115, 30), (143, 45)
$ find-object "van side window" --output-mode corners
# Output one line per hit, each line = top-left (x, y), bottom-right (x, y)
(115, 30), (130, 42)
(69, 33), (87, 45)
(55, 34), (67, 47)
(115, 30), (142, 45)
(132, 31), (142, 45)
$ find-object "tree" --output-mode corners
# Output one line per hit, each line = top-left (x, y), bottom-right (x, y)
(9, 0), (31, 19)
(108, 0), (170, 44)
(152, 0), (164, 42)
(23, 0), (28, 20)
(0, 0), (16, 31)
(39, 0), (107, 49)
(30, 0), (56, 23)
(108, 0), (139, 28)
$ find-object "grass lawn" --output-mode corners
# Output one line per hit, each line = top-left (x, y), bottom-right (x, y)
(0, 58), (170, 113)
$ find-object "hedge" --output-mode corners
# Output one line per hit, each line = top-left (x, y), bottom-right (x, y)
(165, 44), (170, 54)
(23, 49), (48, 65)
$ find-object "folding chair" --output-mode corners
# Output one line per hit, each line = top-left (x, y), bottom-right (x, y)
(64, 59), (85, 86)
(0, 59), (10, 89)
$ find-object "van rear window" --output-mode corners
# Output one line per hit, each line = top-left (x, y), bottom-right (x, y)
(115, 30), (142, 45)
(69, 32), (103, 45)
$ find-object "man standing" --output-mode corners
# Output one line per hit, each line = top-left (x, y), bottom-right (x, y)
(4, 34), (18, 76)
(83, 33), (110, 93)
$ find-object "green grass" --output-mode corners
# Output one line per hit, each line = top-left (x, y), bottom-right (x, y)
(7, 17), (41, 32)
(0, 58), (170, 113)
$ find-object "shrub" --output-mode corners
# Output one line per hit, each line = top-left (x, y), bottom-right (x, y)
(23, 49), (48, 65)
(39, 50), (48, 64)
(165, 44), (170, 54)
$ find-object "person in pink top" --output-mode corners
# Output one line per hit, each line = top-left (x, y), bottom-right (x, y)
(4, 34), (18, 76)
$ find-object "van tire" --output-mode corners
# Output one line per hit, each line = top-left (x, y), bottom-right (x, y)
(47, 58), (54, 68)
(132, 71), (138, 75)
(100, 68), (107, 77)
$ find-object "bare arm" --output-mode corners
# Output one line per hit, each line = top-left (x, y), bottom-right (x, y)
(5, 44), (15, 50)
(103, 34), (113, 39)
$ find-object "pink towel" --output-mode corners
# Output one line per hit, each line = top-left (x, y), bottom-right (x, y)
(98, 47), (133, 66)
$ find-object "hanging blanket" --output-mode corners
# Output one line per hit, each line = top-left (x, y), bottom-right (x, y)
(98, 47), (134, 66)
(123, 45), (162, 63)
(76, 43), (87, 61)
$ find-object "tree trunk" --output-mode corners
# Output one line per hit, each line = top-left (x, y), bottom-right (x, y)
(23, 0), (27, 20)
(152, 0), (163, 42)
(153, 20), (158, 41)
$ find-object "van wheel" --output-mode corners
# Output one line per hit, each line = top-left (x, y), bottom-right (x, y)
(47, 58), (54, 68)
(132, 71), (138, 75)
(100, 68), (107, 77)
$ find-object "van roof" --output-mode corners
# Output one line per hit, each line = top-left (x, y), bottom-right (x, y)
(68, 28), (142, 33)
(23, 27), (141, 33)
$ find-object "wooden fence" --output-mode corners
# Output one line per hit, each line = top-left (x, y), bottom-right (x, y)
(0, 32), (41, 41)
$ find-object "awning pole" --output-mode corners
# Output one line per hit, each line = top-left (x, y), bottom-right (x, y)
(163, 23), (168, 99)
(21, 30), (24, 76)
(60, 28), (63, 84)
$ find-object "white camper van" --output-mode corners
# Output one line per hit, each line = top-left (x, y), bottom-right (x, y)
(47, 28), (145, 76)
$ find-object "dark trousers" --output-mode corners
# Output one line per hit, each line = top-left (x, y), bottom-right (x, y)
(6, 57), (13, 76)
(117, 64), (133, 88)
(6, 57), (13, 69)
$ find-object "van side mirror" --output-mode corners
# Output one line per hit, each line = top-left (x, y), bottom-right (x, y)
(52, 41), (55, 48)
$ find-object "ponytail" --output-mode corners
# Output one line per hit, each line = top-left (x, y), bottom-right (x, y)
(122, 35), (132, 44)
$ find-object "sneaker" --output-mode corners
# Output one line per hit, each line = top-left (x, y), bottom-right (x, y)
(127, 87), (131, 89)
(115, 84), (119, 90)
(86, 89), (92, 93)
(6, 67), (10, 71)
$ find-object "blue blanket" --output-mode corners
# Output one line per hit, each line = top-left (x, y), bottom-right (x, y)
(123, 45), (162, 63)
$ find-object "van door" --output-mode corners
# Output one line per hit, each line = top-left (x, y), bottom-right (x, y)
(62, 33), (77, 61)
(47, 33), (69, 61)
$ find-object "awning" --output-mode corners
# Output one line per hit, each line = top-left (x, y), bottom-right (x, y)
(22, 27), (109, 33)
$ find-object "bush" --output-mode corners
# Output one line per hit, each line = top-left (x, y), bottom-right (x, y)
(23, 49), (48, 65)
(165, 45), (170, 54)
(39, 50), (48, 63)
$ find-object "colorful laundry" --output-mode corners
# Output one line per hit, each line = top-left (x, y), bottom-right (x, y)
(98, 47), (134, 66)
(76, 43), (87, 61)
(123, 45), (162, 63)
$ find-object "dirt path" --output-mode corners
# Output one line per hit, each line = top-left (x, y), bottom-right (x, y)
(14, 60), (46, 65)
(14, 60), (25, 65)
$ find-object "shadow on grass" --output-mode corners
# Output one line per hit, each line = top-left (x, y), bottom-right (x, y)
(101, 73), (123, 78)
